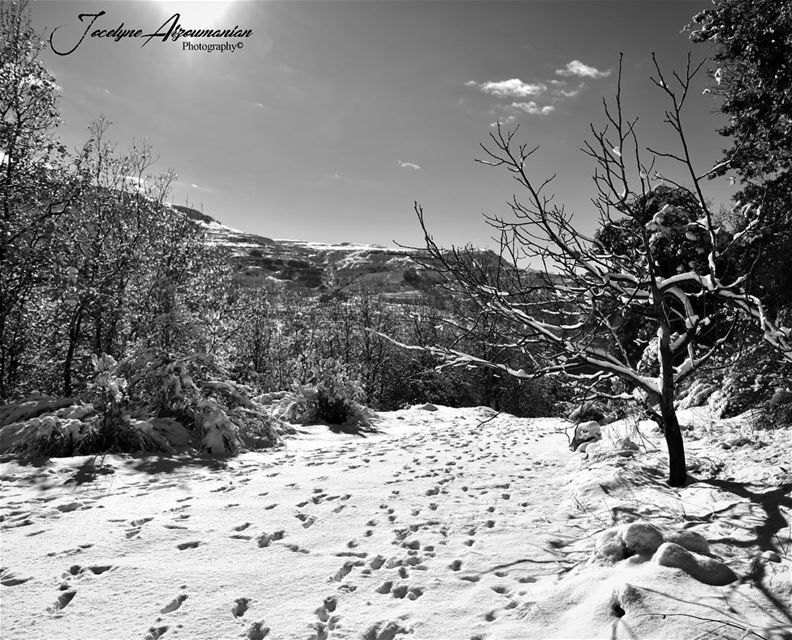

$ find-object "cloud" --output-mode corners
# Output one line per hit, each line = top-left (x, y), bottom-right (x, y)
(467, 78), (547, 98)
(397, 160), (421, 171)
(554, 85), (584, 98)
(510, 102), (555, 116)
(556, 60), (611, 79)
(188, 182), (216, 193)
(490, 115), (517, 128)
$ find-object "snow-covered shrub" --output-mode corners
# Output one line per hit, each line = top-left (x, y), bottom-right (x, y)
(86, 353), (126, 441)
(0, 412), (98, 457)
(200, 379), (284, 450)
(117, 347), (283, 454)
(762, 387), (792, 429)
(0, 398), (170, 457)
(290, 358), (372, 433)
(194, 398), (238, 456)
(702, 337), (792, 422)
(83, 353), (171, 453)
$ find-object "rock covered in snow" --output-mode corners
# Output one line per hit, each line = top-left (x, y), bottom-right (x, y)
(614, 437), (640, 456)
(577, 420), (601, 439)
(621, 522), (664, 556)
(570, 420), (601, 451)
(594, 528), (626, 562)
(593, 521), (663, 562)
(665, 530), (710, 555)
(653, 542), (737, 586)
(415, 403), (438, 412)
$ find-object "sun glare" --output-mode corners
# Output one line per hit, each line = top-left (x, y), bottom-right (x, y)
(148, 1), (237, 26)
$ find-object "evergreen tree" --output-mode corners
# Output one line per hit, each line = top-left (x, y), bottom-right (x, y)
(690, 0), (792, 312)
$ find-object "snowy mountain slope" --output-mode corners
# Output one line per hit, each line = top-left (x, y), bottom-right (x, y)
(173, 205), (496, 301)
(1, 406), (789, 639)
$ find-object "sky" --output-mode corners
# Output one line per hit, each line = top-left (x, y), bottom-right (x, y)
(30, 0), (734, 248)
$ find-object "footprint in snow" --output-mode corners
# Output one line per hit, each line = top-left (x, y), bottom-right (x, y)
(64, 564), (113, 578)
(125, 517), (154, 539)
(176, 541), (202, 550)
(256, 531), (284, 547)
(295, 514), (317, 528)
(375, 580), (393, 594)
(0, 568), (30, 586)
(330, 561), (357, 582)
(160, 594), (188, 614)
(144, 625), (168, 640)
(246, 621), (270, 640)
(47, 589), (76, 613)
(56, 502), (83, 513)
(232, 597), (250, 617)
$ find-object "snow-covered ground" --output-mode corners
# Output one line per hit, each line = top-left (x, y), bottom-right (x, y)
(1, 406), (790, 639)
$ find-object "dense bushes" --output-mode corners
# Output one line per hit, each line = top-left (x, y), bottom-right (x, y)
(226, 289), (556, 418)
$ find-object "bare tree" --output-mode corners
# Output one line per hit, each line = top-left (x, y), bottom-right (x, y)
(412, 55), (792, 487)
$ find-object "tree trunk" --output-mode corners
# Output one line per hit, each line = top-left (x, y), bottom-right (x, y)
(63, 306), (84, 397)
(657, 319), (687, 487)
(660, 394), (687, 487)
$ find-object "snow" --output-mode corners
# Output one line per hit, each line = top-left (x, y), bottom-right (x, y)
(275, 240), (413, 254)
(0, 405), (789, 639)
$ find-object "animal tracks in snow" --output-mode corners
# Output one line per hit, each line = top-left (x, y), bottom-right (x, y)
(64, 564), (114, 578)
(160, 594), (188, 614)
(47, 589), (76, 613)
(232, 597), (250, 617)
(0, 408), (587, 639)
(176, 540), (202, 550)
(0, 568), (30, 586)
(256, 530), (285, 547)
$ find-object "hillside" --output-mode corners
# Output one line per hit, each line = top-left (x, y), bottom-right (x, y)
(174, 205), (480, 304)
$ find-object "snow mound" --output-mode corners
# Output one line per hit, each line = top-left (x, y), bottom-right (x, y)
(653, 541), (737, 586)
